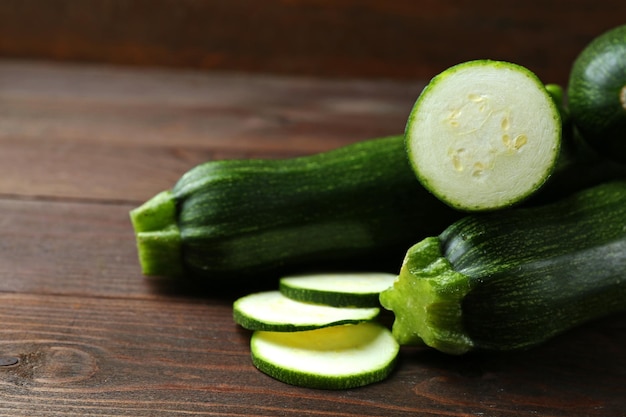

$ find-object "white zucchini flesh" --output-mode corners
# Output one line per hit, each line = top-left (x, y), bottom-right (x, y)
(406, 60), (561, 212)
(279, 272), (398, 307)
(233, 290), (379, 331)
(250, 322), (399, 389)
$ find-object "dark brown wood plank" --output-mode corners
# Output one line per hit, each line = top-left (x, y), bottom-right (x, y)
(0, 137), (209, 203)
(0, 60), (420, 201)
(0, 198), (151, 298)
(0, 196), (273, 299)
(0, 47), (624, 416)
(0, 60), (419, 151)
(0, 0), (625, 86)
(0, 293), (623, 416)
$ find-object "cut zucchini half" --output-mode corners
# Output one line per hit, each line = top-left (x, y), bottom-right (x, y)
(406, 60), (561, 212)
(233, 291), (379, 331)
(250, 322), (399, 389)
(279, 272), (397, 307)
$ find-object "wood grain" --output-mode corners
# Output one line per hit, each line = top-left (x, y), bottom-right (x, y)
(0, 198), (148, 297)
(0, 59), (624, 415)
(0, 293), (623, 416)
(0, 0), (625, 85)
(0, 60), (420, 202)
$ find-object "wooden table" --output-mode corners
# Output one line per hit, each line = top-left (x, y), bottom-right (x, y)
(0, 58), (624, 416)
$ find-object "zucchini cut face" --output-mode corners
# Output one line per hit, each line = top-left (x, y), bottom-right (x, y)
(279, 272), (397, 307)
(233, 290), (379, 332)
(406, 60), (561, 212)
(250, 322), (399, 389)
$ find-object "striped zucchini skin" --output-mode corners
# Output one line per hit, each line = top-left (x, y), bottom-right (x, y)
(175, 135), (458, 279)
(130, 131), (626, 284)
(443, 180), (626, 351)
(381, 181), (626, 353)
(567, 24), (626, 163)
(132, 135), (461, 281)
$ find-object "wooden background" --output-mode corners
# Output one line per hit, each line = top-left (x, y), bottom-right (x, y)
(0, 1), (625, 416)
(1, 0), (625, 85)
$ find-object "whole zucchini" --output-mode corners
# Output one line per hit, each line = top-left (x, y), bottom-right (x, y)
(131, 126), (626, 283)
(130, 135), (461, 280)
(567, 24), (626, 163)
(380, 180), (626, 354)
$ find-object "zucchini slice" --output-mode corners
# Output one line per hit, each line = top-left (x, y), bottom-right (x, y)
(380, 180), (626, 354)
(250, 322), (399, 389)
(279, 272), (397, 308)
(405, 60), (561, 212)
(233, 291), (379, 332)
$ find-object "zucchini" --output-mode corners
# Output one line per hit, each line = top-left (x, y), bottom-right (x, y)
(233, 290), (379, 332)
(130, 135), (461, 280)
(379, 180), (626, 354)
(405, 60), (562, 211)
(235, 279), (399, 389)
(250, 322), (399, 390)
(130, 107), (626, 284)
(567, 24), (626, 163)
(279, 272), (397, 308)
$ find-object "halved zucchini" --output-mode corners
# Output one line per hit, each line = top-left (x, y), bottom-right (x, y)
(405, 60), (561, 211)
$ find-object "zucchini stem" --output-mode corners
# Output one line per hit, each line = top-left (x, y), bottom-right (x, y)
(130, 191), (184, 277)
(381, 181), (626, 354)
(379, 237), (473, 355)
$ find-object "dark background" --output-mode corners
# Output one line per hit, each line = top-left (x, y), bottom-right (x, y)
(1, 0), (624, 86)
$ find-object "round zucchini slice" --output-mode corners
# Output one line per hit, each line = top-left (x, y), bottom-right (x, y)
(233, 290), (379, 332)
(250, 322), (399, 389)
(279, 272), (397, 307)
(405, 60), (561, 212)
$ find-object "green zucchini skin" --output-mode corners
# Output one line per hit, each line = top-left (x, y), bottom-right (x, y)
(567, 24), (626, 163)
(380, 181), (626, 354)
(131, 130), (626, 284)
(130, 135), (461, 281)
